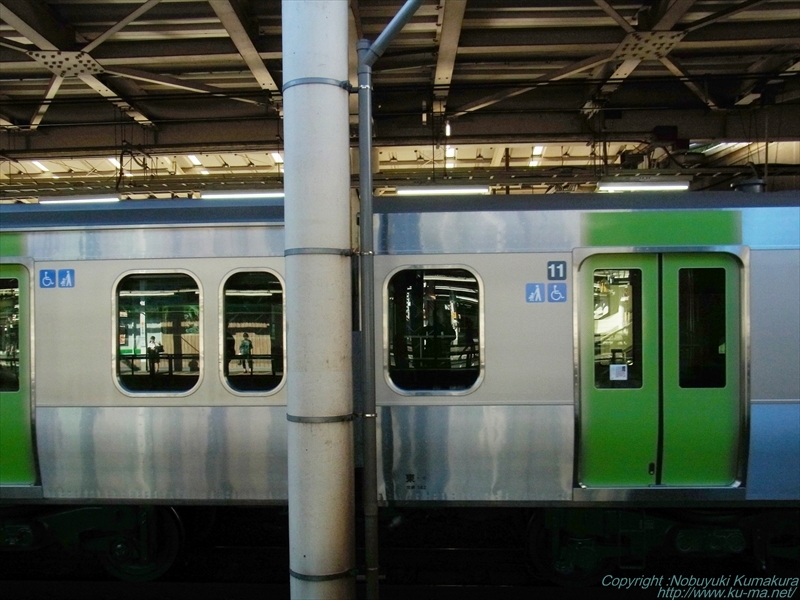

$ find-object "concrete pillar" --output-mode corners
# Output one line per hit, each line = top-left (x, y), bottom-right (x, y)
(282, 1), (355, 598)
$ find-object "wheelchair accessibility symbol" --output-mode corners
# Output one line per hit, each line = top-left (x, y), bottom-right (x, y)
(39, 270), (57, 288)
(39, 269), (75, 288)
(547, 283), (567, 303)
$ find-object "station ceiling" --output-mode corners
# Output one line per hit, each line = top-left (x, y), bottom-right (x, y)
(1, 0), (799, 200)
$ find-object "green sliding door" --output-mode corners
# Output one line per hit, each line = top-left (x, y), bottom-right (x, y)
(579, 253), (741, 487)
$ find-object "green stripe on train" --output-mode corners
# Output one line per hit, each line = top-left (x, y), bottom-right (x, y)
(0, 232), (24, 258)
(582, 210), (741, 247)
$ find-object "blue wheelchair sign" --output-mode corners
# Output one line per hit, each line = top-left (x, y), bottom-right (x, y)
(39, 270), (57, 288)
(547, 283), (567, 303)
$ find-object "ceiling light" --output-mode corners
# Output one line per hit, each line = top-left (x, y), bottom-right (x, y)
(271, 152), (284, 164)
(532, 145), (544, 156)
(109, 157), (121, 168)
(597, 177), (690, 192)
(529, 159), (540, 167)
(202, 192), (285, 199)
(200, 169), (210, 175)
(39, 196), (120, 204)
(445, 146), (456, 158)
(188, 155), (202, 166)
(32, 160), (49, 172)
(445, 121), (451, 137)
(396, 186), (490, 196)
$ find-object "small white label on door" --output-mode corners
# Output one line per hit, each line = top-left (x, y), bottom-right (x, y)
(610, 364), (628, 381)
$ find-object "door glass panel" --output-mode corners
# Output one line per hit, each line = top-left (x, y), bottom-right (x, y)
(117, 273), (200, 393)
(593, 269), (642, 389)
(678, 268), (726, 388)
(0, 278), (20, 392)
(387, 268), (480, 391)
(223, 271), (284, 392)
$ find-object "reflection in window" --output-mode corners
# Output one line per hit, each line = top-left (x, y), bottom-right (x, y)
(388, 268), (480, 391)
(223, 271), (284, 392)
(679, 268), (726, 388)
(0, 278), (20, 392)
(117, 273), (200, 393)
(593, 269), (642, 389)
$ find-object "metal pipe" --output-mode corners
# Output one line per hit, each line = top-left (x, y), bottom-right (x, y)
(357, 3), (423, 598)
(362, 0), (424, 67)
(282, 1), (355, 598)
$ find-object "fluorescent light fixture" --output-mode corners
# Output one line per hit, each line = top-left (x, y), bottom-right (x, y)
(271, 152), (284, 164)
(445, 121), (451, 137)
(39, 196), (120, 204)
(200, 169), (210, 175)
(597, 178), (690, 192)
(529, 159), (540, 167)
(445, 146), (456, 158)
(32, 160), (49, 172)
(188, 155), (202, 166)
(202, 191), (285, 199)
(396, 186), (490, 196)
(532, 145), (544, 156)
(109, 157), (121, 168)
(446, 162), (455, 169)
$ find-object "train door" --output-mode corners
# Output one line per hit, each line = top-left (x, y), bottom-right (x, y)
(578, 253), (741, 487)
(0, 264), (36, 487)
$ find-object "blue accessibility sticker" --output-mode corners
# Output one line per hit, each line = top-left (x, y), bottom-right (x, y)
(526, 283), (545, 303)
(39, 270), (57, 288)
(58, 269), (75, 288)
(547, 283), (567, 302)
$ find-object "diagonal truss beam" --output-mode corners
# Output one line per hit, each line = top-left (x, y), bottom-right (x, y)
(29, 74), (64, 130)
(103, 66), (264, 106)
(0, 0), (73, 50)
(208, 0), (280, 99)
(653, 0), (696, 31)
(451, 52), (613, 117)
(659, 55), (718, 109)
(432, 0), (467, 108)
(0, 0), (157, 128)
(592, 0), (635, 33)
(684, 0), (772, 33)
(78, 73), (155, 126)
(82, 0), (163, 54)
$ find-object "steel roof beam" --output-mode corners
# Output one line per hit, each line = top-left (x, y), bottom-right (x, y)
(0, 0), (75, 50)
(29, 74), (63, 130)
(78, 73), (155, 126)
(684, 0), (772, 33)
(659, 55), (718, 109)
(103, 65), (264, 106)
(432, 0), (467, 109)
(208, 0), (280, 102)
(81, 0), (164, 54)
(653, 0), (697, 31)
(451, 51), (612, 117)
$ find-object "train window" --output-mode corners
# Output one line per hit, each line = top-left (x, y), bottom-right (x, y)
(222, 271), (284, 393)
(0, 278), (20, 392)
(593, 269), (643, 389)
(117, 273), (200, 393)
(679, 268), (726, 388)
(387, 268), (481, 391)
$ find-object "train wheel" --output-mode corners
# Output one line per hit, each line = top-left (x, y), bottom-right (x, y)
(99, 507), (183, 582)
(527, 512), (607, 586)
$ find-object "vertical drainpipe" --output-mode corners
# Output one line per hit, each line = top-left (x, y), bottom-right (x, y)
(357, 2), (424, 598)
(282, 1), (355, 598)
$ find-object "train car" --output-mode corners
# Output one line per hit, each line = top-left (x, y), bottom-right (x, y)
(0, 192), (798, 580)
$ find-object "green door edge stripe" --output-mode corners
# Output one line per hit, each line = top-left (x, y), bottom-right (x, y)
(582, 210), (742, 247)
(0, 263), (36, 485)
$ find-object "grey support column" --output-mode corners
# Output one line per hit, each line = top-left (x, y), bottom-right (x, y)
(282, 1), (355, 598)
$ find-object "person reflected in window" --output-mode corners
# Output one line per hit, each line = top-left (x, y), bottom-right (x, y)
(147, 336), (161, 375)
(224, 329), (236, 376)
(239, 332), (253, 375)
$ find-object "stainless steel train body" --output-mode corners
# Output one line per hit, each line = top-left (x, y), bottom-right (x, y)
(0, 193), (798, 507)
